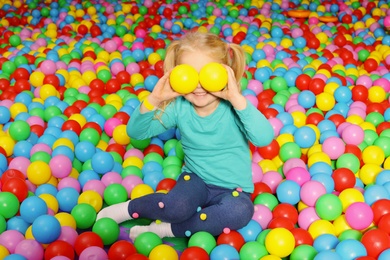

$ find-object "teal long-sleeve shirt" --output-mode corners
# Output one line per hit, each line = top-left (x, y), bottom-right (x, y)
(127, 97), (274, 193)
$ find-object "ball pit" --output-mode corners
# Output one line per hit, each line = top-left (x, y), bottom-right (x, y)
(1, 0), (390, 259)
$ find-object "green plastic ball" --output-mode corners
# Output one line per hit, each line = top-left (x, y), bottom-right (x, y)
(134, 231), (162, 256)
(188, 231), (216, 254)
(0, 192), (20, 219)
(92, 218), (120, 245)
(103, 184), (128, 206)
(290, 245), (318, 260)
(80, 128), (101, 146)
(315, 194), (343, 221)
(71, 203), (97, 229)
(239, 241), (268, 260)
(9, 120), (30, 141)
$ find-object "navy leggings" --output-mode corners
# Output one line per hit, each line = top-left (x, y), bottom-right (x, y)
(128, 172), (254, 237)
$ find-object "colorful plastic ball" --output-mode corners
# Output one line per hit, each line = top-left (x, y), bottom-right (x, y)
(180, 246), (209, 260)
(75, 141), (96, 162)
(0, 192), (20, 219)
(291, 228), (314, 247)
(300, 181), (327, 207)
(103, 183), (128, 205)
(71, 203), (96, 230)
(74, 231), (104, 256)
(216, 230), (245, 251)
(199, 62), (228, 92)
(108, 240), (137, 260)
(322, 136), (345, 160)
(44, 240), (74, 260)
(9, 120), (30, 141)
(315, 194), (343, 221)
(91, 151), (114, 174)
(341, 124), (364, 145)
(332, 168), (356, 192)
(276, 180), (301, 205)
(345, 202), (373, 230)
(134, 232), (162, 256)
(169, 64), (199, 94)
(239, 241), (268, 260)
(130, 184), (154, 200)
(188, 231), (216, 254)
(290, 244), (317, 260)
(209, 244), (238, 260)
(361, 229), (390, 259)
(31, 214), (61, 244)
(148, 244), (178, 260)
(19, 196), (47, 223)
(79, 246), (108, 260)
(92, 218), (119, 246)
(265, 227), (295, 258)
(335, 239), (367, 259)
(237, 220), (262, 242)
(26, 161), (51, 185)
(49, 154), (73, 179)
(2, 178), (28, 202)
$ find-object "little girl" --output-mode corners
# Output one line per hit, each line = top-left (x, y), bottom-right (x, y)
(97, 31), (274, 241)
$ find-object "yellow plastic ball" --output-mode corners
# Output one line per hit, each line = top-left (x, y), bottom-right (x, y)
(130, 73), (144, 87)
(0, 135), (15, 156)
(261, 256), (282, 260)
(78, 190), (103, 212)
(69, 114), (87, 128)
(52, 137), (75, 151)
(55, 212), (77, 229)
(130, 184), (154, 200)
(148, 53), (161, 66)
(384, 157), (390, 169)
(27, 161), (52, 185)
(9, 103), (28, 119)
(25, 225), (34, 239)
(40, 84), (59, 100)
(276, 133), (294, 147)
(0, 245), (9, 259)
(358, 163), (382, 185)
(308, 219), (336, 239)
(39, 194), (59, 214)
(307, 151), (331, 168)
(169, 64), (199, 94)
(123, 156), (144, 169)
(265, 228), (295, 258)
(113, 125), (131, 145)
(30, 71), (45, 87)
(362, 145), (385, 165)
(333, 215), (352, 237)
(149, 244), (179, 260)
(316, 92), (335, 111)
(338, 188), (365, 212)
(368, 86), (386, 103)
(258, 159), (278, 173)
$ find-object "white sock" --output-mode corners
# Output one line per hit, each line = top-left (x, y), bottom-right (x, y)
(96, 201), (131, 224)
(130, 222), (174, 241)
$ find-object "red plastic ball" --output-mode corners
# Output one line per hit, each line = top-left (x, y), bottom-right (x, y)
(106, 79), (121, 94)
(31, 125), (45, 137)
(156, 178), (177, 192)
(82, 122), (102, 135)
(267, 216), (295, 230)
(63, 106), (81, 118)
(216, 230), (245, 251)
(332, 168), (356, 192)
(126, 253), (149, 260)
(377, 122), (390, 135)
(364, 58), (378, 72)
(108, 240), (137, 260)
(378, 213), (390, 235)
(257, 139), (280, 160)
(327, 114), (346, 128)
(309, 78), (326, 95)
(74, 231), (104, 256)
(272, 203), (299, 224)
(361, 228), (390, 258)
(143, 144), (165, 158)
(89, 78), (105, 92)
(372, 199), (390, 224)
(113, 112), (130, 125)
(44, 240), (75, 260)
(295, 74), (311, 91)
(351, 85), (368, 102)
(2, 178), (28, 202)
(291, 228), (314, 246)
(43, 74), (60, 88)
(13, 79), (31, 93)
(61, 120), (82, 135)
(180, 246), (209, 260)
(251, 182), (272, 201)
(306, 112), (325, 125)
(1, 169), (24, 184)
(106, 143), (126, 158)
(12, 68), (30, 80)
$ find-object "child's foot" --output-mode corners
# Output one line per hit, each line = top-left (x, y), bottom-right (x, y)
(96, 201), (131, 224)
(129, 221), (174, 241)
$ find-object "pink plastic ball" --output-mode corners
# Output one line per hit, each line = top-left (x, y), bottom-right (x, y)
(356, 75), (372, 88)
(14, 239), (44, 260)
(40, 60), (57, 75)
(252, 162), (263, 183)
(373, 78), (390, 92)
(57, 177), (81, 192)
(8, 156), (30, 176)
(124, 148), (144, 160)
(101, 172), (122, 186)
(345, 202), (374, 230)
(268, 117), (283, 136)
(30, 143), (52, 156)
(110, 62), (125, 76)
(51, 257), (71, 260)
(283, 158), (307, 173)
(322, 136), (346, 160)
(26, 116), (45, 127)
(121, 175), (144, 195)
(300, 181), (327, 207)
(246, 95), (258, 108)
(49, 155), (73, 178)
(262, 171), (283, 193)
(0, 230), (25, 253)
(298, 207), (320, 230)
(384, 16), (390, 27)
(83, 180), (106, 197)
(247, 80), (263, 95)
(57, 226), (79, 246)
(285, 167), (311, 186)
(252, 204), (273, 229)
(104, 40), (117, 53)
(79, 246), (108, 260)
(341, 124), (364, 145)
(104, 118), (122, 137)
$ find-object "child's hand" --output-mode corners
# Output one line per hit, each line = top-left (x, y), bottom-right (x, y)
(147, 70), (182, 106)
(211, 65), (247, 110)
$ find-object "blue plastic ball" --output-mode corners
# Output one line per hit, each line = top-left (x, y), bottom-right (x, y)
(75, 141), (96, 162)
(32, 214), (61, 244)
(276, 180), (301, 205)
(19, 196), (48, 224)
(91, 151), (114, 174)
(313, 234), (339, 252)
(56, 187), (80, 212)
(335, 239), (367, 259)
(298, 90), (316, 109)
(210, 244), (240, 260)
(293, 126), (317, 148)
(237, 220), (262, 242)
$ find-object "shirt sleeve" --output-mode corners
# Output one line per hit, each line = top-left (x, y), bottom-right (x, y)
(126, 101), (177, 140)
(234, 99), (275, 147)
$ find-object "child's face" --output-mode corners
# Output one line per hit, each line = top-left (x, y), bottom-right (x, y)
(178, 50), (221, 115)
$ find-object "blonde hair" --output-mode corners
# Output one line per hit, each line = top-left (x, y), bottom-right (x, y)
(156, 31), (247, 114)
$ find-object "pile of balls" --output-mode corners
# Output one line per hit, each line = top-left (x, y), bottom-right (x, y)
(1, 0), (390, 259)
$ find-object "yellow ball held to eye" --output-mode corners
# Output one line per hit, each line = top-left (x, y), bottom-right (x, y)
(169, 64), (199, 94)
(199, 62), (228, 92)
